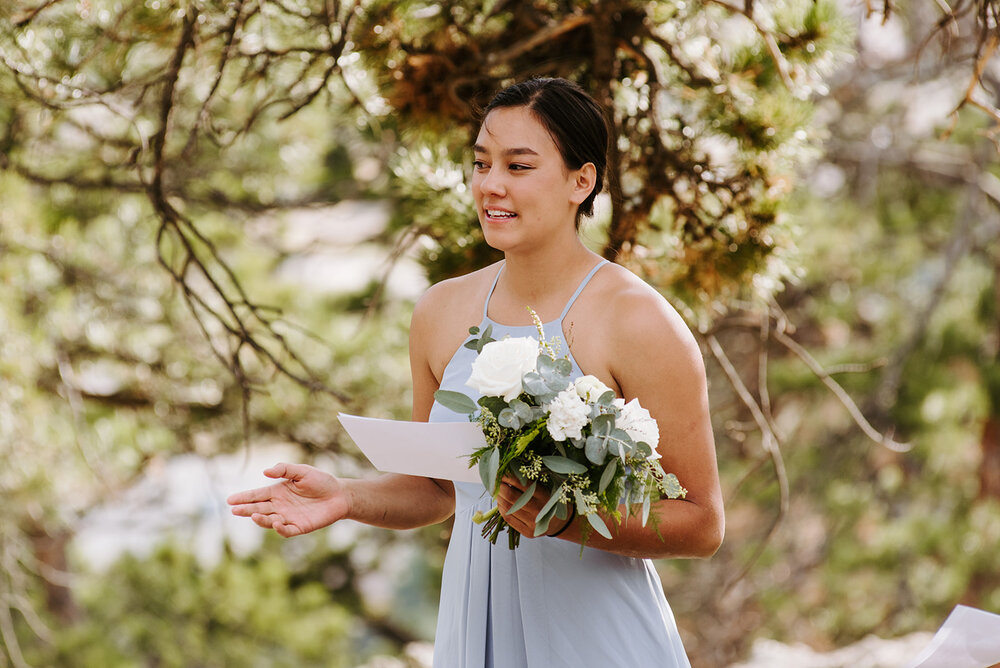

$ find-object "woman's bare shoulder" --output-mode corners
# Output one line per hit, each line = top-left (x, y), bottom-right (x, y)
(594, 262), (699, 353)
(413, 262), (502, 319)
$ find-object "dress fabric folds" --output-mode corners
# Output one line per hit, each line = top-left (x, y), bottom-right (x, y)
(428, 261), (692, 668)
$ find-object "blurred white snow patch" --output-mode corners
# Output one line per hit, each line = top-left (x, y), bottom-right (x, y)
(731, 632), (934, 668)
(73, 444), (302, 572)
(280, 200), (393, 249)
(903, 78), (966, 137)
(355, 642), (433, 668)
(274, 245), (428, 300)
(858, 14), (908, 67)
(267, 200), (429, 300)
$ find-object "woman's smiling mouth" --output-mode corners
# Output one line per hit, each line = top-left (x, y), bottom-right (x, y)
(485, 208), (517, 220)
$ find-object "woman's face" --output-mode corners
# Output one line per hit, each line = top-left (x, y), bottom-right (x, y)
(471, 106), (589, 254)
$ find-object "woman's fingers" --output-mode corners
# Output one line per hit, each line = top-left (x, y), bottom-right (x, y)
(226, 484), (277, 506)
(250, 512), (281, 528)
(263, 462), (312, 481)
(229, 500), (274, 517)
(272, 521), (303, 538)
(497, 477), (550, 537)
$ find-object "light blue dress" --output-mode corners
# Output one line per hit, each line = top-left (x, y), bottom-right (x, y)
(428, 260), (692, 668)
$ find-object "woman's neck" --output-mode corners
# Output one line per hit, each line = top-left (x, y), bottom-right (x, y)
(495, 239), (601, 320)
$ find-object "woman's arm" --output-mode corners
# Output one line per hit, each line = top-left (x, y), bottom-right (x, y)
(228, 285), (458, 535)
(340, 284), (461, 529)
(497, 280), (724, 559)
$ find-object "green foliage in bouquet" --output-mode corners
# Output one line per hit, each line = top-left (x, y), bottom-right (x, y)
(435, 313), (686, 550)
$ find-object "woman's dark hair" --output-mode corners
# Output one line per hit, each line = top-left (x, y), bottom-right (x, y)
(483, 77), (609, 223)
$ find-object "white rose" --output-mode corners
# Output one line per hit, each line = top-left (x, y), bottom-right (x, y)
(546, 389), (590, 441)
(616, 398), (660, 449)
(573, 375), (612, 403)
(465, 337), (539, 401)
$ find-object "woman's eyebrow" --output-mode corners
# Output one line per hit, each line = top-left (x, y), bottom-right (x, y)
(472, 144), (540, 157)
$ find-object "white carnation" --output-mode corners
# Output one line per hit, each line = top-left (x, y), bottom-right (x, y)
(616, 398), (660, 449)
(573, 375), (612, 403)
(546, 389), (590, 441)
(466, 337), (539, 402)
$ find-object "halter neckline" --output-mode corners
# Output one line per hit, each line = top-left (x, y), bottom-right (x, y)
(481, 259), (608, 326)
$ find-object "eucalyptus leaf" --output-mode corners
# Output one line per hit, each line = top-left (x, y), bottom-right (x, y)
(522, 372), (551, 398)
(510, 399), (534, 422)
(553, 358), (572, 376)
(434, 390), (478, 414)
(537, 355), (570, 392)
(536, 355), (556, 374)
(536, 483), (564, 520)
(611, 428), (634, 449)
(509, 482), (537, 514)
(597, 390), (616, 406)
(479, 447), (500, 494)
(534, 508), (554, 537)
(498, 408), (522, 429)
(533, 488), (563, 537)
(598, 458), (618, 493)
(541, 455), (587, 475)
(475, 324), (496, 352)
(641, 496), (651, 526)
(573, 489), (588, 515)
(591, 414), (614, 436)
(585, 435), (607, 465)
(587, 512), (613, 540)
(662, 473), (687, 499)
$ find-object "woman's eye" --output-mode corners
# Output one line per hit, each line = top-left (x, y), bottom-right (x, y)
(472, 160), (488, 170)
(509, 163), (531, 171)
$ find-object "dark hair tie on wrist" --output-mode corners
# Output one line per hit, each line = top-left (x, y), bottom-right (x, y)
(546, 505), (576, 538)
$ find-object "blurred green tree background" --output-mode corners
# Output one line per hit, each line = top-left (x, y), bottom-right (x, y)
(1, 0), (998, 666)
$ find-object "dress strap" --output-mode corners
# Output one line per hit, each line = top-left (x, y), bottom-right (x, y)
(558, 259), (608, 320)
(482, 261), (505, 320)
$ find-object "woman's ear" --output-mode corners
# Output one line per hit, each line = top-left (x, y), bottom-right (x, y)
(569, 163), (598, 205)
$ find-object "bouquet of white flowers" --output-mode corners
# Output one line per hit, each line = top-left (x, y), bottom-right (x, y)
(434, 312), (686, 549)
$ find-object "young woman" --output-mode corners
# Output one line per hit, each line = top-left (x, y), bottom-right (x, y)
(228, 78), (724, 667)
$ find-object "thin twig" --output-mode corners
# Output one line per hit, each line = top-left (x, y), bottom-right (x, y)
(707, 334), (789, 591)
(55, 354), (113, 492)
(942, 32), (1000, 142)
(705, 0), (795, 89)
(769, 322), (911, 452)
(486, 13), (592, 66)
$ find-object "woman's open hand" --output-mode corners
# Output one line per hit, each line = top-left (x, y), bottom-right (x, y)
(227, 463), (349, 537)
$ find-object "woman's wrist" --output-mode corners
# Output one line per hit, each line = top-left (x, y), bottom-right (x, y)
(546, 505), (576, 538)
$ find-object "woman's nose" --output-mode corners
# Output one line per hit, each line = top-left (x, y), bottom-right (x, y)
(478, 167), (506, 196)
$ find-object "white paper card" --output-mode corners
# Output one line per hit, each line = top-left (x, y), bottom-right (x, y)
(905, 605), (1000, 668)
(338, 413), (485, 483)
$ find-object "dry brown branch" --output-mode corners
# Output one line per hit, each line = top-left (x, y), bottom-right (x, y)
(11, 0), (62, 27)
(769, 315), (911, 452)
(181, 0), (247, 159)
(942, 31), (1000, 143)
(486, 13), (592, 67)
(706, 333), (790, 590)
(55, 354), (113, 491)
(361, 223), (429, 324)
